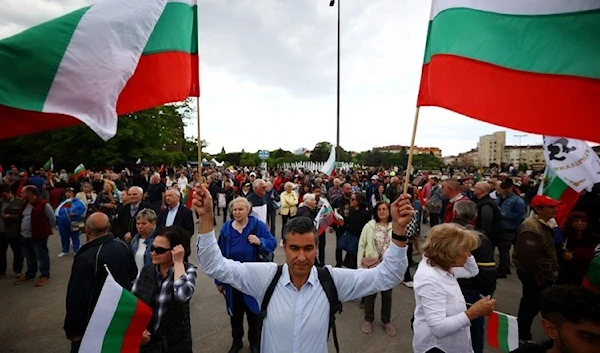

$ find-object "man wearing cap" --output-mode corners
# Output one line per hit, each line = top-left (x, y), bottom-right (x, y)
(365, 175), (379, 208)
(55, 187), (86, 257)
(514, 195), (561, 344)
(495, 178), (527, 278)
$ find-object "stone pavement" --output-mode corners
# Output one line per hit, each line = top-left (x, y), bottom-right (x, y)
(0, 216), (544, 353)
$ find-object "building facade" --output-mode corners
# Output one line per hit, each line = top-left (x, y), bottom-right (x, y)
(477, 131), (506, 167)
(373, 145), (442, 159)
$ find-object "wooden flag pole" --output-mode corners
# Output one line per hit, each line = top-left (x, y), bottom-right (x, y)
(403, 107), (421, 194)
(196, 96), (203, 183)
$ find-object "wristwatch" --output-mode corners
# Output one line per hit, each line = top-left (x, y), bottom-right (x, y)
(392, 233), (408, 242)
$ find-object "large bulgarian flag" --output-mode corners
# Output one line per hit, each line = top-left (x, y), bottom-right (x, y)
(80, 273), (152, 353)
(417, 0), (600, 143)
(539, 168), (581, 227)
(0, 0), (199, 141)
(487, 311), (519, 352)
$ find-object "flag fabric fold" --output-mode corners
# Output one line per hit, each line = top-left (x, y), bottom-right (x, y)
(321, 145), (336, 177)
(74, 164), (87, 178)
(43, 157), (54, 171)
(79, 272), (152, 353)
(418, 0), (600, 143)
(315, 199), (343, 236)
(487, 311), (519, 352)
(0, 0), (200, 141)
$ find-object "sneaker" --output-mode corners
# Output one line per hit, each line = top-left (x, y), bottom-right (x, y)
(35, 277), (50, 287)
(14, 275), (33, 285)
(58, 252), (69, 257)
(403, 281), (414, 288)
(384, 323), (397, 337)
(361, 321), (372, 334)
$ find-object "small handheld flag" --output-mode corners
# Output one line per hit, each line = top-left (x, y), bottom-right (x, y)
(487, 311), (519, 352)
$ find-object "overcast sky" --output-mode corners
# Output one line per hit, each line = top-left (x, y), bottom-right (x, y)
(1, 0), (545, 156)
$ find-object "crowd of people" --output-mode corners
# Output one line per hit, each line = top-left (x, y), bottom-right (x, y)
(1, 163), (600, 353)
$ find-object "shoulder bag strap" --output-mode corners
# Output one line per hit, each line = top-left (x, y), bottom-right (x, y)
(317, 267), (342, 353)
(258, 265), (284, 331)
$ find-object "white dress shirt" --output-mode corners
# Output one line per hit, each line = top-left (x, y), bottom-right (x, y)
(412, 256), (479, 353)
(197, 231), (407, 353)
(165, 203), (179, 227)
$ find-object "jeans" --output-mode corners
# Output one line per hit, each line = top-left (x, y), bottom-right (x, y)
(0, 233), (23, 275)
(364, 289), (392, 323)
(58, 223), (81, 253)
(517, 271), (551, 340)
(496, 230), (516, 276)
(462, 287), (484, 353)
(21, 237), (50, 278)
(230, 288), (259, 347)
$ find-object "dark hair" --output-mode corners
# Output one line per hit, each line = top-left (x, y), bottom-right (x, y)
(561, 212), (596, 245)
(541, 285), (600, 326)
(282, 216), (317, 243)
(352, 192), (367, 210)
(0, 183), (11, 194)
(373, 201), (392, 223)
(155, 227), (191, 258)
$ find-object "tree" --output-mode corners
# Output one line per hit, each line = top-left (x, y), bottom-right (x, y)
(183, 138), (209, 162)
(310, 142), (333, 162)
(220, 146), (226, 154)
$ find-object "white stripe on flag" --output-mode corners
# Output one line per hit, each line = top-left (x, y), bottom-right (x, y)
(79, 274), (123, 352)
(43, 0), (168, 140)
(506, 314), (519, 352)
(431, 0), (600, 19)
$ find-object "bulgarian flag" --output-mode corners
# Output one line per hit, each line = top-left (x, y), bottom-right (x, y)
(181, 185), (194, 209)
(0, 0), (199, 141)
(43, 157), (54, 171)
(487, 311), (519, 352)
(320, 145), (336, 177)
(418, 1), (600, 143)
(538, 168), (581, 227)
(79, 273), (152, 353)
(74, 164), (87, 179)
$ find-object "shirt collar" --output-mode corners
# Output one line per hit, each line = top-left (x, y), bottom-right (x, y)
(169, 203), (180, 211)
(281, 263), (318, 289)
(450, 193), (464, 203)
(132, 202), (141, 209)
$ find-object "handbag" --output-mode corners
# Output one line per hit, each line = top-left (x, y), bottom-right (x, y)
(361, 257), (380, 269)
(273, 200), (282, 210)
(337, 231), (359, 255)
(256, 248), (275, 262)
(70, 221), (82, 232)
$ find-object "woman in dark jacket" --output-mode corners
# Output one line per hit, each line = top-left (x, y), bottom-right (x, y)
(219, 179), (235, 224)
(558, 212), (600, 285)
(342, 192), (371, 269)
(133, 227), (197, 353)
(296, 193), (318, 222)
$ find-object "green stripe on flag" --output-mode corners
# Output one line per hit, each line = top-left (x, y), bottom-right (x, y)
(544, 170), (569, 200)
(0, 7), (91, 111)
(498, 313), (510, 352)
(101, 290), (138, 353)
(424, 8), (600, 79)
(143, 3), (198, 55)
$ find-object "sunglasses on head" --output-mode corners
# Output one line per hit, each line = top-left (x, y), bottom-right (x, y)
(150, 245), (172, 254)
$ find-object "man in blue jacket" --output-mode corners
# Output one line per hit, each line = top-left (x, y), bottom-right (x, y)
(496, 179), (527, 278)
(56, 187), (86, 257)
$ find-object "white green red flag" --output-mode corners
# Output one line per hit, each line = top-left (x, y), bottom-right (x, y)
(80, 273), (152, 353)
(0, 0), (199, 141)
(43, 157), (54, 171)
(181, 185), (194, 209)
(74, 164), (87, 178)
(321, 145), (336, 177)
(418, 0), (600, 143)
(315, 199), (343, 236)
(486, 311), (519, 352)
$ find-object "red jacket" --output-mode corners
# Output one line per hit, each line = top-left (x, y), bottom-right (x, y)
(444, 194), (470, 224)
(20, 198), (53, 239)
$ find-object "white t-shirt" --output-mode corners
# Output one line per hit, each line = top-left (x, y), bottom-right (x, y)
(135, 241), (147, 274)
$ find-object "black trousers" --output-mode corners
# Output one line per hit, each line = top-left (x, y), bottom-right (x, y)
(230, 288), (259, 347)
(281, 215), (291, 240)
(0, 233), (23, 275)
(335, 230), (343, 267)
(404, 242), (413, 282)
(364, 289), (392, 323)
(496, 230), (516, 276)
(429, 213), (440, 227)
(317, 232), (327, 266)
(517, 271), (552, 341)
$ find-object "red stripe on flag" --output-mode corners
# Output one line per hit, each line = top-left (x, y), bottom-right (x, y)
(556, 187), (581, 227)
(0, 105), (81, 139)
(117, 52), (200, 115)
(417, 54), (600, 143)
(120, 299), (153, 353)
(487, 311), (500, 349)
(186, 187), (194, 209)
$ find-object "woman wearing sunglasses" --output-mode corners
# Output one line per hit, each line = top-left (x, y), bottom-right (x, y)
(133, 227), (197, 353)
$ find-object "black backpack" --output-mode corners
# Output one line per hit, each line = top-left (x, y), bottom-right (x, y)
(258, 265), (343, 352)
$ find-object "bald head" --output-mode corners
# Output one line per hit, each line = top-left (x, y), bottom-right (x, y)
(86, 212), (111, 239)
(442, 178), (460, 198)
(253, 178), (266, 197)
(165, 188), (181, 207)
(475, 182), (491, 193)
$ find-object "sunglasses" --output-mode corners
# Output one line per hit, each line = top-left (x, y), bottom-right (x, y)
(150, 245), (172, 254)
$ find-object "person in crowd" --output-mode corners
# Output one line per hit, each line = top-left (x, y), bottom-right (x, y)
(76, 182), (97, 220)
(133, 227), (197, 353)
(279, 182), (298, 239)
(582, 244), (600, 291)
(514, 195), (561, 344)
(220, 179), (235, 224)
(94, 180), (118, 218)
(365, 175), (380, 207)
(146, 173), (166, 212)
(64, 212), (137, 353)
(247, 179), (268, 224)
(332, 183), (354, 267)
(91, 173), (105, 194)
(47, 179), (65, 209)
(385, 177), (401, 203)
(441, 178), (470, 224)
(472, 182), (502, 241)
(512, 285), (600, 353)
(339, 192), (371, 269)
(215, 197), (276, 353)
(239, 182), (252, 198)
(357, 200), (396, 336)
(14, 185), (56, 287)
(113, 186), (152, 242)
(557, 211), (600, 285)
(265, 181), (280, 236)
(0, 184), (24, 279)
(195, 183), (411, 353)
(327, 177), (343, 202)
(427, 177), (443, 226)
(412, 222), (496, 353)
(314, 177), (326, 195)
(157, 188), (194, 244)
(55, 187), (86, 257)
(452, 200), (497, 353)
(371, 183), (389, 208)
(496, 179), (527, 278)
(296, 193), (318, 222)
(208, 174), (222, 216)
(298, 183), (312, 203)
(130, 208), (158, 273)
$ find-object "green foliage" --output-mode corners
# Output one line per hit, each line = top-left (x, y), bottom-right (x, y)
(310, 142), (333, 162)
(518, 163), (529, 172)
(353, 149), (441, 169)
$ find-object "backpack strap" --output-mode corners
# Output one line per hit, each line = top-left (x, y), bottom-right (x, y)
(317, 267), (342, 353)
(258, 265), (284, 333)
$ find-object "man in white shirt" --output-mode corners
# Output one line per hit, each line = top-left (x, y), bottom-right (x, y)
(194, 184), (413, 353)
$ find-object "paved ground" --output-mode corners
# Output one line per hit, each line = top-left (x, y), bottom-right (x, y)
(0, 216), (544, 353)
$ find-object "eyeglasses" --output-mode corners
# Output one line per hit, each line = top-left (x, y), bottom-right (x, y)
(150, 245), (172, 254)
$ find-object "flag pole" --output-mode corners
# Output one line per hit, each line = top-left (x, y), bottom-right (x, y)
(196, 96), (202, 183)
(403, 107), (420, 194)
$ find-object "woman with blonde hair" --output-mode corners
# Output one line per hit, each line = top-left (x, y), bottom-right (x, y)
(412, 223), (496, 353)
(279, 181), (298, 238)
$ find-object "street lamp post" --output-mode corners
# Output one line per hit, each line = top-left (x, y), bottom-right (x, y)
(330, 0), (340, 155)
(514, 134), (528, 168)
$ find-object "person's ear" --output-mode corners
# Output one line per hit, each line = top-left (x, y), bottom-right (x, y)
(541, 318), (558, 340)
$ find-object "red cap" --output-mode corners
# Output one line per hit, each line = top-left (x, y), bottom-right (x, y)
(531, 195), (562, 208)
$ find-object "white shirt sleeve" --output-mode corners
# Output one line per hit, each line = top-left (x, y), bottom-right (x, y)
(451, 255), (479, 279)
(416, 281), (471, 339)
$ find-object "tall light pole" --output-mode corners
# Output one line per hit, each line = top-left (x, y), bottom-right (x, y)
(514, 134), (528, 167)
(330, 0), (340, 156)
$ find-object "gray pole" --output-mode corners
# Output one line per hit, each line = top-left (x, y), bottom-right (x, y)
(330, 0), (340, 155)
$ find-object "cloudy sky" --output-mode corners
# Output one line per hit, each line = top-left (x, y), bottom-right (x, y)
(1, 0), (545, 156)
